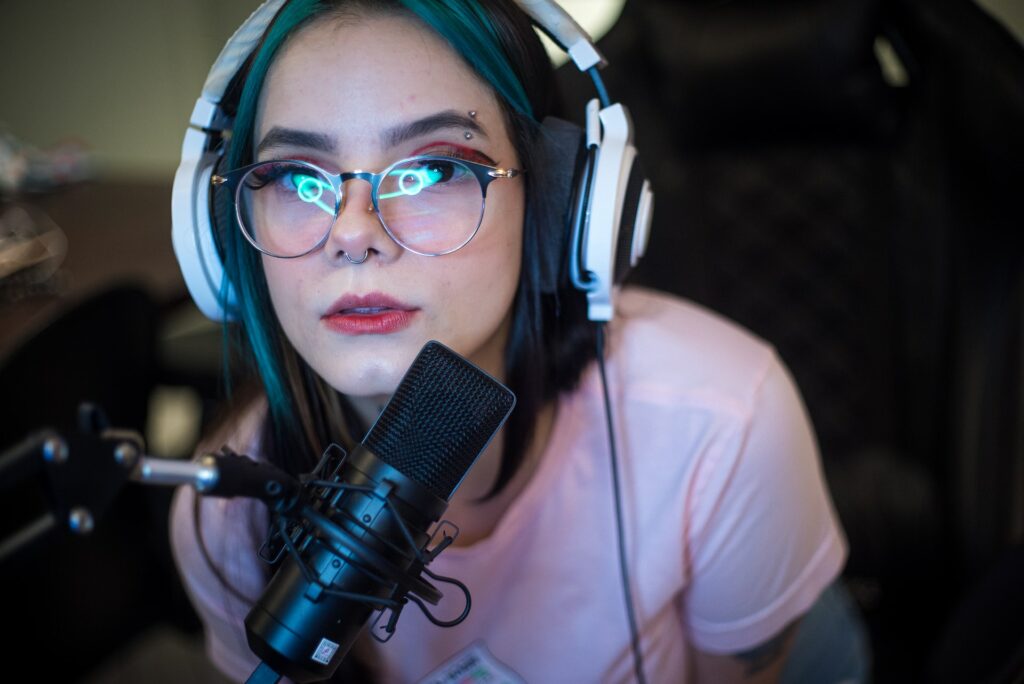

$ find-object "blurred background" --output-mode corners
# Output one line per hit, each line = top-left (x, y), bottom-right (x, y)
(0, 0), (1021, 682)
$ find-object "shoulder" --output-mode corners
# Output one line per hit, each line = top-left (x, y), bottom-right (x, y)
(601, 292), (846, 654)
(168, 393), (273, 680)
(174, 393), (271, 543)
(169, 394), (272, 612)
(602, 289), (820, 490)
(607, 287), (780, 414)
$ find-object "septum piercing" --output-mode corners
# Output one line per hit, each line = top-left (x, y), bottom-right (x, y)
(344, 249), (369, 265)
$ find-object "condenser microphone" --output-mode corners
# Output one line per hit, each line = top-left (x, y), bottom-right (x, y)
(243, 341), (516, 683)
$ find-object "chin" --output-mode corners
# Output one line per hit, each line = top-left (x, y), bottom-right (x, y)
(314, 349), (415, 399)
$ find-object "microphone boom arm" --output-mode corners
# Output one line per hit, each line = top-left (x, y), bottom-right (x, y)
(0, 403), (300, 563)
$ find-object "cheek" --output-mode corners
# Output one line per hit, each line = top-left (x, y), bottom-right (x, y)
(440, 195), (523, 320)
(497, 195), (525, 290)
(261, 258), (310, 338)
(261, 259), (290, 310)
(477, 191), (522, 276)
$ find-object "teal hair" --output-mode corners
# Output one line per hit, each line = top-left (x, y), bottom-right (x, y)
(408, 0), (533, 118)
(219, 0), (541, 463)
(222, 0), (322, 440)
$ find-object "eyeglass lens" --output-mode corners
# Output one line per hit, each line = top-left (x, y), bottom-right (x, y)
(236, 158), (485, 257)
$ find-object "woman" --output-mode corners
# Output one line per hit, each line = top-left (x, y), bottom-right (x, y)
(170, 1), (852, 681)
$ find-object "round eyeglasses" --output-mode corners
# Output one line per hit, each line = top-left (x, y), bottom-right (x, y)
(212, 155), (521, 259)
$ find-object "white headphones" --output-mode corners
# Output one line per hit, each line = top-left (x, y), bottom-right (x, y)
(171, 0), (653, 323)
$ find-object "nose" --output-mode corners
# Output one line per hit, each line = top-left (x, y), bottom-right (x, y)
(323, 177), (400, 265)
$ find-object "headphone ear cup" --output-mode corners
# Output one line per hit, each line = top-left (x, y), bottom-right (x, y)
(569, 101), (654, 321)
(171, 130), (237, 321)
(613, 156), (652, 285)
(210, 152), (235, 256)
(527, 116), (586, 294)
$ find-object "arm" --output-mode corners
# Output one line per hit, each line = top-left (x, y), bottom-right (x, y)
(167, 399), (272, 681)
(690, 621), (800, 684)
(682, 354), (845, 673)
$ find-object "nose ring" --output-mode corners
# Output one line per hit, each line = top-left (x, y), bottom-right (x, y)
(344, 249), (369, 265)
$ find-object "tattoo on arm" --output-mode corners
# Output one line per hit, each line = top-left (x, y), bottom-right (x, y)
(732, 623), (797, 676)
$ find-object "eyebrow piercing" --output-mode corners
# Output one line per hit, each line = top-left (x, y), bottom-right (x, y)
(468, 110), (477, 118)
(464, 131), (474, 140)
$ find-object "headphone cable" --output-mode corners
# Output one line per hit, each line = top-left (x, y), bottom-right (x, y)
(587, 68), (612, 108)
(595, 324), (647, 684)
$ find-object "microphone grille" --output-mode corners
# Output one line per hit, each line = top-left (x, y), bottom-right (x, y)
(363, 341), (516, 500)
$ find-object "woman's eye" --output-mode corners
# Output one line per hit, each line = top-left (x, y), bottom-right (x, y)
(422, 160), (457, 184)
(382, 158), (467, 199)
(248, 163), (296, 188)
(251, 164), (327, 196)
(288, 173), (330, 202)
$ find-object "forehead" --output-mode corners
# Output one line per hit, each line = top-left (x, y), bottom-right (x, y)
(256, 13), (506, 150)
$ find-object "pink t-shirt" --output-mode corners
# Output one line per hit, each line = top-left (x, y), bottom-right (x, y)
(171, 288), (846, 682)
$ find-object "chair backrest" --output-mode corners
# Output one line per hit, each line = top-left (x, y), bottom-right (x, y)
(556, 0), (1023, 678)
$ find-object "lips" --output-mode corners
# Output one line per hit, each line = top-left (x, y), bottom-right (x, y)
(322, 292), (419, 335)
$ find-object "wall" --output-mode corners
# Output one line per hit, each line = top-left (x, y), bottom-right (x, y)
(0, 0), (254, 179)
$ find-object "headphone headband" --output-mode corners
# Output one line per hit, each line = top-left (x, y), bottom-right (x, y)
(514, 0), (606, 71)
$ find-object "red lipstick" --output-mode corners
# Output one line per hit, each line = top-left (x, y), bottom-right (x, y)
(322, 293), (418, 335)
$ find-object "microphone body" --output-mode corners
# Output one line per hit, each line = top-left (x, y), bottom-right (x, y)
(243, 341), (515, 682)
(245, 446), (446, 681)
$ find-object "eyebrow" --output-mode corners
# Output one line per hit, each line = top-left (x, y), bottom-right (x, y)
(381, 110), (486, 149)
(255, 110), (487, 158)
(256, 128), (336, 156)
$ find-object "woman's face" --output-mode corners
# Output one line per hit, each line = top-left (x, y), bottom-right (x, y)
(254, 13), (524, 399)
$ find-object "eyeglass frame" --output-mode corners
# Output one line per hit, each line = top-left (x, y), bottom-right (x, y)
(211, 155), (522, 259)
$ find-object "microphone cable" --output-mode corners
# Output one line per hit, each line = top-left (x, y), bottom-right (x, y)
(595, 323), (647, 684)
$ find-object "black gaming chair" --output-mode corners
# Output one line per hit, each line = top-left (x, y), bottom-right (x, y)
(557, 0), (1023, 680)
